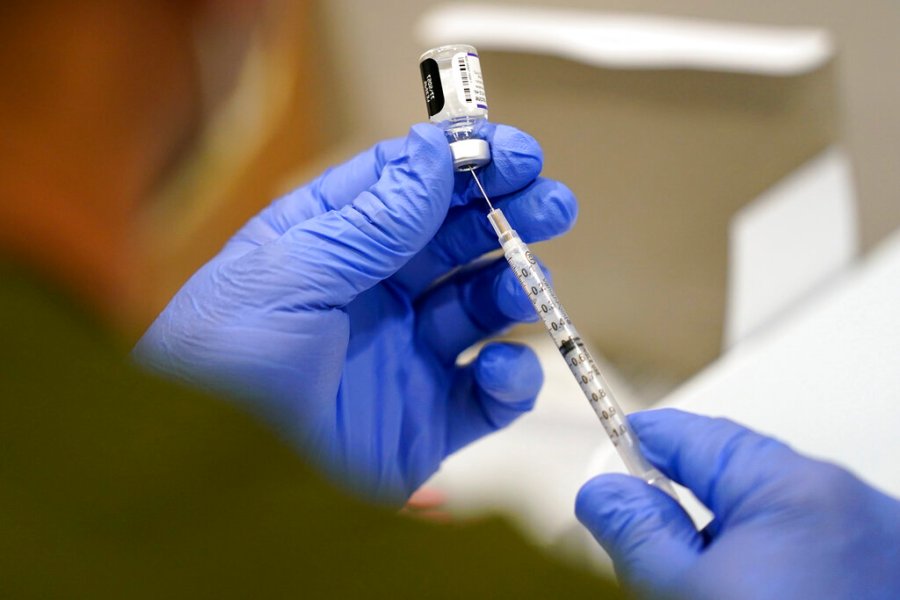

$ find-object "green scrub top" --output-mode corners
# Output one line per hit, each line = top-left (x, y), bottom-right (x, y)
(0, 264), (621, 598)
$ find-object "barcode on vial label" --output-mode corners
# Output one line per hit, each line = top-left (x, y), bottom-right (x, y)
(453, 53), (488, 110)
(458, 56), (473, 103)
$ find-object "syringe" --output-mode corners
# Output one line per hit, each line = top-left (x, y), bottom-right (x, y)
(468, 168), (678, 498)
(416, 43), (676, 496)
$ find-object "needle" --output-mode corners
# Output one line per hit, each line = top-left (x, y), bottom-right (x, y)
(467, 167), (494, 211)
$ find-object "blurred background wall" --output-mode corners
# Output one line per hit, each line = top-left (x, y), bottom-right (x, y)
(318, 0), (899, 251)
(138, 0), (900, 380)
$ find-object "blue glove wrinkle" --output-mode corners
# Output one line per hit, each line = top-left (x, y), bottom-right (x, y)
(352, 125), (454, 246)
(320, 138), (404, 205)
(247, 128), (453, 311)
(310, 136), (406, 214)
(370, 136), (406, 180)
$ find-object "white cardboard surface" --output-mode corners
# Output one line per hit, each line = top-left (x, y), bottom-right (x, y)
(417, 4), (834, 76)
(725, 147), (858, 347)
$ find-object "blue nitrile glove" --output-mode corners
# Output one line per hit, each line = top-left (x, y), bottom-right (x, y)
(576, 409), (900, 600)
(135, 123), (577, 502)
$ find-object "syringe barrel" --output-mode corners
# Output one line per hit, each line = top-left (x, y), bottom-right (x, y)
(487, 209), (677, 497)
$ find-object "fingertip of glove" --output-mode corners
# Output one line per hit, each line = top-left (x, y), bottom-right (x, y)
(474, 342), (543, 402)
(374, 124), (453, 211)
(629, 408), (688, 436)
(576, 474), (647, 528)
(406, 123), (451, 156)
(547, 181), (578, 229)
(488, 125), (543, 184)
(495, 267), (540, 323)
(491, 124), (543, 164)
(372, 136), (408, 169)
(516, 179), (579, 238)
(402, 123), (453, 185)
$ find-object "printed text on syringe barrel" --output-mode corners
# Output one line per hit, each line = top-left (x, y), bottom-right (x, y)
(499, 234), (653, 476)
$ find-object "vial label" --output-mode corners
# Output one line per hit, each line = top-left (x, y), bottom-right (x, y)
(419, 58), (445, 117)
(452, 52), (488, 110)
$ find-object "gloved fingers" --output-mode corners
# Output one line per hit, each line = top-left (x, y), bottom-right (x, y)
(231, 124), (454, 309)
(451, 123), (544, 204)
(221, 123), (542, 262)
(576, 474), (702, 595)
(304, 123), (540, 218)
(222, 137), (407, 258)
(312, 137), (407, 211)
(392, 177), (577, 297)
(446, 342), (542, 455)
(414, 258), (548, 365)
(629, 409), (802, 522)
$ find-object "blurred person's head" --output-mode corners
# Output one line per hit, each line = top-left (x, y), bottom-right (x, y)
(0, 0), (266, 322)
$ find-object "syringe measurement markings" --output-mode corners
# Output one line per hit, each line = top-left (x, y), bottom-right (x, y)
(468, 169), (675, 495)
(503, 240), (630, 448)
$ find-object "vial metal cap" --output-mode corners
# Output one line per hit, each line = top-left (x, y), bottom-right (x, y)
(449, 138), (491, 171)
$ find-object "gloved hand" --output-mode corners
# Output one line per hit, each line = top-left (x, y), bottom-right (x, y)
(135, 123), (577, 502)
(576, 409), (900, 600)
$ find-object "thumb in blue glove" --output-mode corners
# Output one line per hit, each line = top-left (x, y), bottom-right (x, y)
(576, 409), (900, 600)
(136, 123), (578, 503)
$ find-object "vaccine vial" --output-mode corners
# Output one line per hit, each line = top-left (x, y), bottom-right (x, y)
(419, 44), (491, 171)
